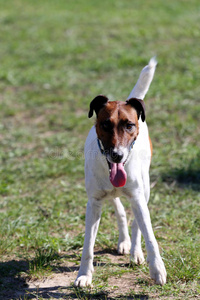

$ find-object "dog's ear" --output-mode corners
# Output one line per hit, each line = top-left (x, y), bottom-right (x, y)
(88, 95), (109, 118)
(126, 98), (146, 122)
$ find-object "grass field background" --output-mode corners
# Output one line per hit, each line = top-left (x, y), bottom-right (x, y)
(0, 0), (200, 299)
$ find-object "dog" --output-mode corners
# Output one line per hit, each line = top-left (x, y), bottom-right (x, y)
(74, 57), (167, 287)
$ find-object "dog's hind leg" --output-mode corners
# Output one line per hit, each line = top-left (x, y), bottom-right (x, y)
(130, 170), (150, 265)
(130, 219), (145, 264)
(74, 198), (102, 287)
(112, 197), (131, 255)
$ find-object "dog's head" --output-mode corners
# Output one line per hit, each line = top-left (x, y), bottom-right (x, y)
(87, 58), (157, 188)
(88, 95), (145, 187)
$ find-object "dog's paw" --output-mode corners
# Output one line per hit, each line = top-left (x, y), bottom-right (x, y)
(148, 256), (167, 285)
(74, 275), (92, 287)
(117, 239), (131, 255)
(130, 250), (145, 265)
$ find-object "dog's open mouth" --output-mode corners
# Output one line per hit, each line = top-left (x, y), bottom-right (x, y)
(107, 160), (127, 188)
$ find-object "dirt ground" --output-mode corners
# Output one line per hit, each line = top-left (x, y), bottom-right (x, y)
(0, 251), (154, 300)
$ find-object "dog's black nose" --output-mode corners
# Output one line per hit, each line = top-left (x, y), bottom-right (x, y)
(110, 149), (124, 163)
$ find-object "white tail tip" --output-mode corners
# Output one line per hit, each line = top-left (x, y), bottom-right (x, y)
(148, 56), (157, 68)
(127, 56), (157, 100)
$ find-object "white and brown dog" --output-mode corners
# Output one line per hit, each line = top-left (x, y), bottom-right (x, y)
(74, 57), (167, 287)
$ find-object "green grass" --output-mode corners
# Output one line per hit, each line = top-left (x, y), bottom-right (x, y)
(0, 0), (200, 299)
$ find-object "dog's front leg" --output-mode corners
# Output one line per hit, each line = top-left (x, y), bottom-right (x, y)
(131, 193), (167, 285)
(74, 198), (102, 287)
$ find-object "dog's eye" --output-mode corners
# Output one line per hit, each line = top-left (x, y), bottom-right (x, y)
(126, 123), (135, 131)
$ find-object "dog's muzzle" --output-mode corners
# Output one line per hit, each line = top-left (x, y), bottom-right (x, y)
(97, 139), (136, 188)
(109, 149), (124, 164)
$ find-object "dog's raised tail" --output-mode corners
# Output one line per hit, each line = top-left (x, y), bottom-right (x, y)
(127, 56), (157, 101)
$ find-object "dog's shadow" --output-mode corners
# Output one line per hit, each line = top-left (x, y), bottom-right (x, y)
(161, 155), (200, 191)
(25, 287), (149, 300)
(0, 259), (29, 300)
(0, 252), (149, 300)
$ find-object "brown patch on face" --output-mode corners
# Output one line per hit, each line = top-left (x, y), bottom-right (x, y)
(96, 101), (139, 151)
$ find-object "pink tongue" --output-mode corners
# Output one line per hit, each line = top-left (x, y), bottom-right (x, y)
(109, 163), (127, 187)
